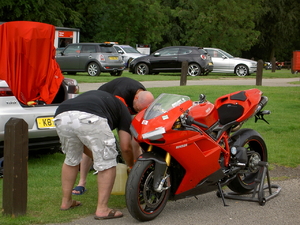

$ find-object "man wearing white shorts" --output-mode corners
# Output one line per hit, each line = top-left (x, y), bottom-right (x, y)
(54, 90), (134, 220)
(72, 77), (154, 195)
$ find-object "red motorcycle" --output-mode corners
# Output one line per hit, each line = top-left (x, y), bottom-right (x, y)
(126, 88), (272, 221)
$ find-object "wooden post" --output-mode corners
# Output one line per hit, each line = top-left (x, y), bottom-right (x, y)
(2, 118), (28, 217)
(271, 57), (276, 72)
(180, 61), (188, 86)
(291, 57), (295, 74)
(256, 59), (263, 86)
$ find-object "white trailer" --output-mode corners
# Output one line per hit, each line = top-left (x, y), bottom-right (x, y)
(54, 26), (80, 48)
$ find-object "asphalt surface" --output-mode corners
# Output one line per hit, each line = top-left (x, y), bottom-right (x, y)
(47, 179), (300, 225)
(47, 77), (300, 225)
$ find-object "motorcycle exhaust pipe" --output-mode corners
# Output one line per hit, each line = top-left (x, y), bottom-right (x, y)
(255, 96), (269, 114)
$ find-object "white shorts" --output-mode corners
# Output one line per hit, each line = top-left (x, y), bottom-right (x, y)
(54, 111), (118, 171)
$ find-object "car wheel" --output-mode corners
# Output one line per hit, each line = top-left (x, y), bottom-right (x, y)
(135, 63), (149, 75)
(87, 62), (101, 76)
(110, 71), (123, 76)
(235, 64), (249, 76)
(188, 63), (201, 76)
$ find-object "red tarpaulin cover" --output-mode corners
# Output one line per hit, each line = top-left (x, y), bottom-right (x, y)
(0, 21), (64, 105)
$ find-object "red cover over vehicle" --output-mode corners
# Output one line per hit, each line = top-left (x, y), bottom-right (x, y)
(0, 21), (63, 105)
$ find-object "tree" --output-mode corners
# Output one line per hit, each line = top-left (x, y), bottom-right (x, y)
(0, 0), (82, 27)
(254, 0), (300, 61)
(76, 0), (170, 50)
(172, 0), (262, 56)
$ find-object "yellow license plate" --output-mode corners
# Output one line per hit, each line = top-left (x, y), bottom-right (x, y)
(109, 56), (118, 60)
(36, 117), (55, 129)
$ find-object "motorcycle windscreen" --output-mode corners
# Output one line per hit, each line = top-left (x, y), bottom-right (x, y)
(144, 93), (190, 120)
(0, 21), (64, 105)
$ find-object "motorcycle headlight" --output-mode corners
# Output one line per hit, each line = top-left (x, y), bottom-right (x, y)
(142, 127), (166, 140)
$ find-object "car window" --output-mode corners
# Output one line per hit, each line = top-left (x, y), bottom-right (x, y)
(219, 49), (234, 58)
(81, 45), (97, 53)
(206, 49), (223, 58)
(114, 46), (122, 52)
(64, 45), (82, 54)
(178, 48), (192, 55)
(158, 48), (179, 56)
(122, 46), (141, 54)
(99, 46), (116, 53)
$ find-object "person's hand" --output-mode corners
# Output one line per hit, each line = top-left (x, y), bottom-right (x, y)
(127, 166), (132, 175)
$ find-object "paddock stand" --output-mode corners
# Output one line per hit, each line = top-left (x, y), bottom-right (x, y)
(217, 161), (281, 206)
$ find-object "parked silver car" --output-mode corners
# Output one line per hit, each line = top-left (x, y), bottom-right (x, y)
(0, 78), (79, 156)
(56, 43), (125, 76)
(113, 44), (146, 68)
(203, 47), (257, 76)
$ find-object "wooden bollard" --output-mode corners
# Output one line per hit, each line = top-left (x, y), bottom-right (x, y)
(2, 118), (28, 217)
(271, 57), (276, 73)
(256, 60), (263, 86)
(180, 61), (188, 86)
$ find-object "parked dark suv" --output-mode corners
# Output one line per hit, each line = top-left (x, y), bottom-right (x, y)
(56, 43), (125, 76)
(129, 46), (213, 76)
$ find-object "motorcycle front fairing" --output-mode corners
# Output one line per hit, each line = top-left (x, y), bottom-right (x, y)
(130, 93), (224, 196)
(131, 93), (193, 143)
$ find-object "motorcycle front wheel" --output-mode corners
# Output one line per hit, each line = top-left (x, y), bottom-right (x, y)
(228, 128), (268, 194)
(125, 160), (171, 222)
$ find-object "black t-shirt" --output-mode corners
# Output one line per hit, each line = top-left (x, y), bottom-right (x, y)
(54, 90), (132, 133)
(98, 77), (146, 114)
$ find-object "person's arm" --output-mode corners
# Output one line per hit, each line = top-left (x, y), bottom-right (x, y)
(118, 130), (134, 168)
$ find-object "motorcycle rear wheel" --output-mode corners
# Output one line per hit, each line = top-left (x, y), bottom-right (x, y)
(125, 160), (171, 222)
(228, 128), (268, 194)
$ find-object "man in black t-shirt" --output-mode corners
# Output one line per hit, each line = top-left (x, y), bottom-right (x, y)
(72, 77), (154, 195)
(55, 90), (134, 219)
(99, 77), (149, 114)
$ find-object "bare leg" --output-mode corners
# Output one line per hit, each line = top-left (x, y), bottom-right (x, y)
(60, 163), (80, 209)
(132, 138), (142, 161)
(95, 166), (123, 217)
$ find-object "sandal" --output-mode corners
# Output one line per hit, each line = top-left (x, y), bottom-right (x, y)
(72, 186), (86, 195)
(94, 209), (123, 220)
(60, 200), (82, 211)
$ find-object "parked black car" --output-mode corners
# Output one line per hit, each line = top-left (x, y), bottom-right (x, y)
(129, 46), (213, 76)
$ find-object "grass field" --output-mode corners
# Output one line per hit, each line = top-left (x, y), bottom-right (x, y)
(0, 69), (299, 225)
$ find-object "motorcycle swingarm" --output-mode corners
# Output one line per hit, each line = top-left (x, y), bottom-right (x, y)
(138, 152), (170, 192)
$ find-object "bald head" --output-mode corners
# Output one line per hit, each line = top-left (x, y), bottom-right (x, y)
(133, 91), (154, 112)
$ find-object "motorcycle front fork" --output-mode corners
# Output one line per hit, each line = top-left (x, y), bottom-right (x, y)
(147, 145), (171, 193)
